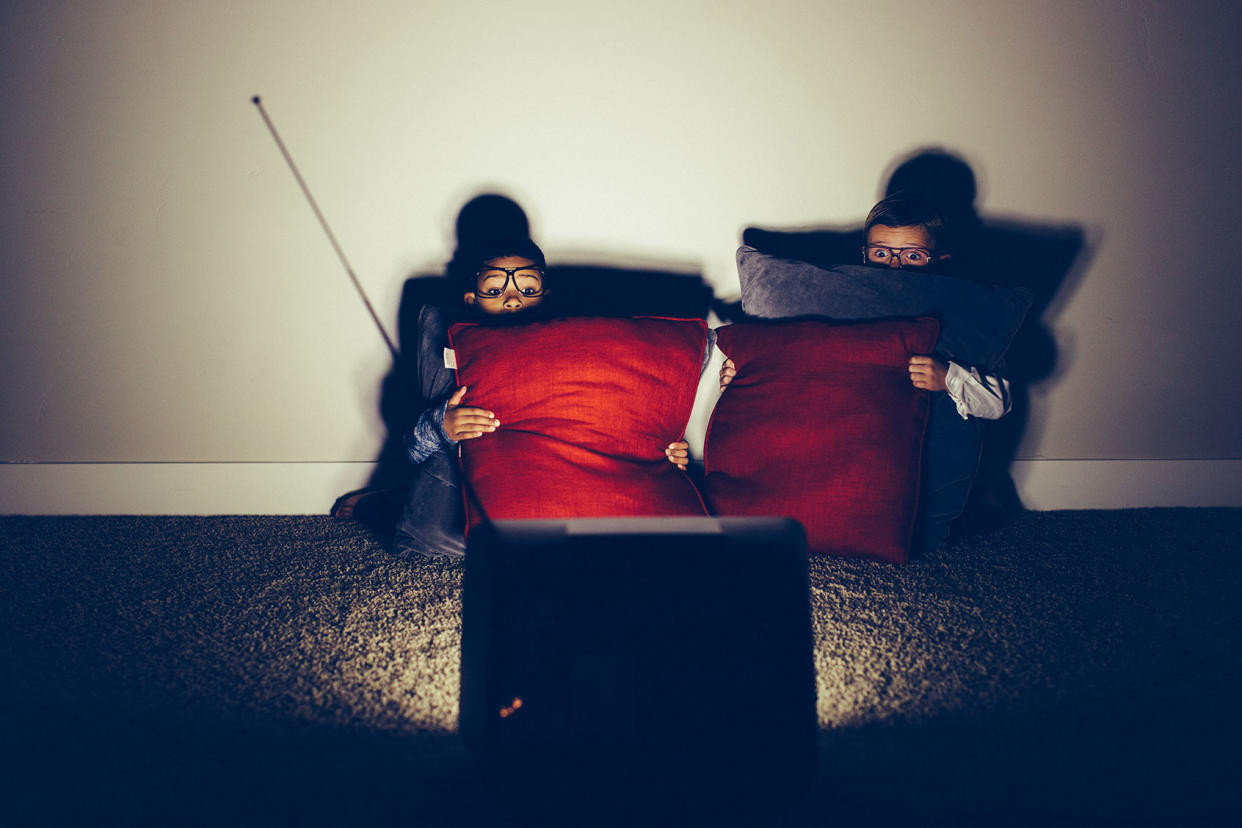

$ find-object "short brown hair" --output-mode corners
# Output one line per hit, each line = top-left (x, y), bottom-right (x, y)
(864, 192), (950, 251)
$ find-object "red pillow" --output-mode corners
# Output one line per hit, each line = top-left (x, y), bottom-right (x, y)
(702, 318), (939, 563)
(448, 317), (710, 530)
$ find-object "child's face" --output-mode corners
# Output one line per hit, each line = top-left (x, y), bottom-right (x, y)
(464, 255), (548, 314)
(863, 224), (950, 270)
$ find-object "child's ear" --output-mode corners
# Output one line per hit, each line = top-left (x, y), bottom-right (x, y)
(938, 253), (952, 263)
(463, 291), (477, 306)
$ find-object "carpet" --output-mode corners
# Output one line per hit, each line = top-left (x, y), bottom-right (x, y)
(2, 509), (1239, 826)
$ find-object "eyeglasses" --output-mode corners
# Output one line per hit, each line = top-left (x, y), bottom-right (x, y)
(861, 245), (939, 269)
(474, 265), (547, 298)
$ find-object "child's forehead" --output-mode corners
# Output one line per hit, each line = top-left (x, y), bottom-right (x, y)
(481, 255), (538, 270)
(866, 224), (936, 249)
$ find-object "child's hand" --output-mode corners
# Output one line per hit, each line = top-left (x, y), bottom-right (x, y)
(908, 355), (948, 392)
(665, 441), (689, 471)
(442, 386), (500, 441)
(719, 358), (737, 390)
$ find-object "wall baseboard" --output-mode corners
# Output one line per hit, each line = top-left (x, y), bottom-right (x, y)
(1, 460), (1240, 515)
(0, 463), (375, 516)
(1010, 459), (1242, 510)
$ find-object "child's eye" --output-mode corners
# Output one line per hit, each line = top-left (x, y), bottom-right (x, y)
(480, 288), (504, 297)
(520, 288), (540, 296)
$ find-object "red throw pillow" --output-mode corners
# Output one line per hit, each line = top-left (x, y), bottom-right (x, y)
(448, 317), (710, 530)
(702, 318), (940, 563)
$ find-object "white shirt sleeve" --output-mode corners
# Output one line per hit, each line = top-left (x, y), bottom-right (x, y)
(944, 361), (1012, 420)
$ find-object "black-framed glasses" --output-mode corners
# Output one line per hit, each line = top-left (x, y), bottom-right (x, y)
(861, 245), (939, 269)
(474, 265), (547, 298)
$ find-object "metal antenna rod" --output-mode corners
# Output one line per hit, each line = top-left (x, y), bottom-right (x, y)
(251, 95), (400, 362)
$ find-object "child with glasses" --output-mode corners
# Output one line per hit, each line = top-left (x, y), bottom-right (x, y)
(432, 246), (552, 446)
(391, 236), (549, 559)
(394, 236), (689, 558)
(714, 192), (1011, 422)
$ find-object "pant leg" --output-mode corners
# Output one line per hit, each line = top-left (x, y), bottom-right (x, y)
(392, 451), (466, 560)
(917, 394), (983, 555)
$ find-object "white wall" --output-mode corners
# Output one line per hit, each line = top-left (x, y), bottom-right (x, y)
(3, 0), (1241, 513)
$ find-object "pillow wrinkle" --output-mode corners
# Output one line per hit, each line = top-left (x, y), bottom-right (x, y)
(519, 429), (668, 470)
(504, 410), (677, 460)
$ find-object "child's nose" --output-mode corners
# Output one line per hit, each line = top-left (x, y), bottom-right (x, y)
(503, 292), (524, 309)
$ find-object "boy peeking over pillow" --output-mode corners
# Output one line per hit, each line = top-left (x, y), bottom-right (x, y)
(714, 193), (1012, 420)
(392, 236), (551, 559)
(393, 237), (688, 559)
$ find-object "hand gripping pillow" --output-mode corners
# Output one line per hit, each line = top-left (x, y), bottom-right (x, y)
(447, 317), (710, 530)
(736, 246), (1033, 552)
(702, 318), (940, 563)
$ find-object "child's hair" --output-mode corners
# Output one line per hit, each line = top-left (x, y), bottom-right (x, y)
(864, 192), (951, 250)
(455, 235), (547, 293)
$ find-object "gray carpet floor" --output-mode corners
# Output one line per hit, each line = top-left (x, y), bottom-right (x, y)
(2, 509), (1240, 826)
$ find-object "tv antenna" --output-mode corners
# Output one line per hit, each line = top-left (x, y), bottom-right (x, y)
(251, 95), (400, 361)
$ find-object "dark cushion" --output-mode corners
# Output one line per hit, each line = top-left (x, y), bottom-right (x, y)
(736, 247), (1033, 551)
(702, 318), (939, 563)
(737, 246), (1031, 372)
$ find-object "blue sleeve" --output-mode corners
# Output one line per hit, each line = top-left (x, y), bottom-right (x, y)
(702, 328), (716, 375)
(405, 399), (457, 465)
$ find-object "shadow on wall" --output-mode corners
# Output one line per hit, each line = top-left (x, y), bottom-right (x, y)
(744, 148), (1090, 533)
(348, 193), (719, 533)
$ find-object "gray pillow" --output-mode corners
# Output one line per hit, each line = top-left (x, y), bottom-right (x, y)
(737, 246), (1031, 373)
(735, 246), (1033, 553)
